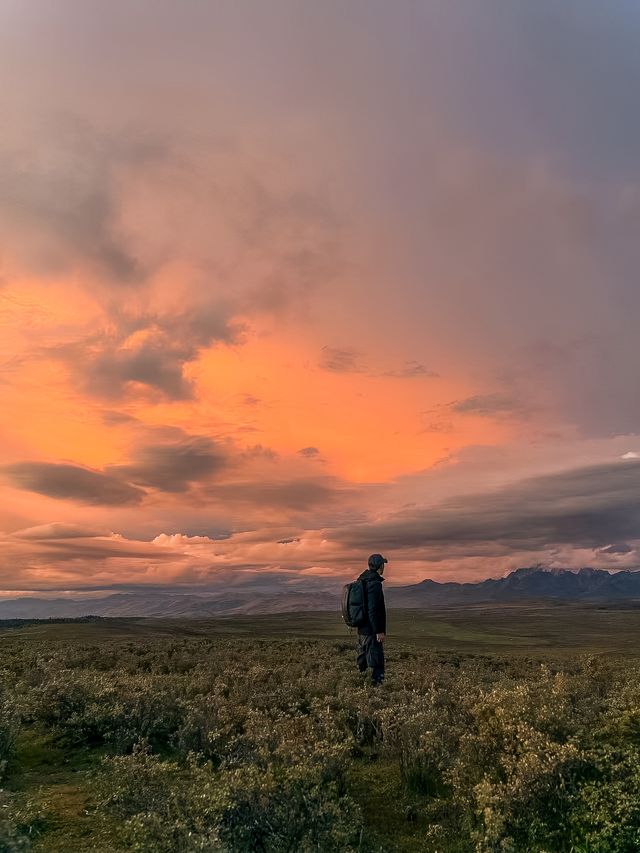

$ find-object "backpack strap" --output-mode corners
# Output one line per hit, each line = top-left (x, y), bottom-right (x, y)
(361, 577), (368, 621)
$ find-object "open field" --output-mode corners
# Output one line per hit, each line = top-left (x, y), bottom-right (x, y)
(2, 607), (640, 851)
(3, 602), (640, 654)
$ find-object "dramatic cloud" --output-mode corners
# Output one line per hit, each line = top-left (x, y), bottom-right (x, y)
(109, 435), (227, 492)
(81, 341), (196, 400)
(3, 454), (640, 592)
(3, 3), (640, 591)
(51, 302), (242, 400)
(0, 529), (182, 591)
(3, 429), (232, 508)
(0, 525), (353, 592)
(335, 460), (640, 555)
(2, 462), (145, 506)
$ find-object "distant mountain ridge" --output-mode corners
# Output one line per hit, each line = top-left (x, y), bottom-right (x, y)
(2, 568), (640, 620)
(387, 566), (640, 608)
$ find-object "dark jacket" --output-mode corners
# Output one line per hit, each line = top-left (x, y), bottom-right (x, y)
(357, 568), (386, 635)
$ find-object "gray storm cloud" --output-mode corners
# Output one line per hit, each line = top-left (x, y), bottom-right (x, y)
(335, 460), (640, 555)
(51, 302), (241, 400)
(2, 462), (146, 506)
(108, 436), (227, 493)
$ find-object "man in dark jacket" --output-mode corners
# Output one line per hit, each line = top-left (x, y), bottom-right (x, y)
(356, 553), (387, 686)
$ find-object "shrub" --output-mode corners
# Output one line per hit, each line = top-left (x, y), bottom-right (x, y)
(5, 630), (640, 851)
(23, 671), (185, 752)
(93, 743), (362, 852)
(469, 734), (586, 851)
(569, 746), (640, 852)
(215, 763), (361, 853)
(0, 692), (18, 781)
(378, 689), (459, 797)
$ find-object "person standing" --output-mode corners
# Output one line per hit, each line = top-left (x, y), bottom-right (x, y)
(356, 553), (387, 686)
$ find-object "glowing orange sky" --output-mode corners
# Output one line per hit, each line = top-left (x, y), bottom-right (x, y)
(2, 2), (640, 594)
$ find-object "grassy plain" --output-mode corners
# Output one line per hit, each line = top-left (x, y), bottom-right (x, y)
(3, 602), (640, 653)
(1, 605), (640, 852)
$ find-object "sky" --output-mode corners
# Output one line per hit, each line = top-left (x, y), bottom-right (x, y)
(2, 0), (640, 595)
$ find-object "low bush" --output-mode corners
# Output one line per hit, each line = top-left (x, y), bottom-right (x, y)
(22, 671), (186, 752)
(93, 743), (362, 852)
(0, 691), (18, 781)
(3, 629), (640, 850)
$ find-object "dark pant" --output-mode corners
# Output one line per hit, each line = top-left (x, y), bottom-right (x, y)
(357, 632), (385, 684)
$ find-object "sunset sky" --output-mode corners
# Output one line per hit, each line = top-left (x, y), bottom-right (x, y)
(2, 1), (640, 595)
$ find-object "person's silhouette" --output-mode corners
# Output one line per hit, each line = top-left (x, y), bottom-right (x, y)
(355, 554), (387, 685)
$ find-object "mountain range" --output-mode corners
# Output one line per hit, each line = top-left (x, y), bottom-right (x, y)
(2, 567), (640, 620)
(386, 566), (640, 607)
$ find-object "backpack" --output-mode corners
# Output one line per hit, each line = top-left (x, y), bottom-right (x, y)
(341, 578), (367, 628)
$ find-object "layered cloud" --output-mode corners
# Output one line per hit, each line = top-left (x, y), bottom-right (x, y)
(3, 462), (146, 506)
(107, 435), (227, 492)
(2, 3), (640, 592)
(3, 456), (640, 593)
(335, 460), (640, 555)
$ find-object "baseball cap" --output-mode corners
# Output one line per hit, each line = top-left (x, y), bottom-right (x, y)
(368, 553), (388, 569)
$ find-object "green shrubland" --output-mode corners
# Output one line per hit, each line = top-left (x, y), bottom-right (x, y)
(1, 621), (640, 850)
